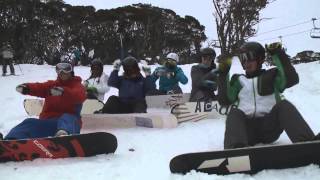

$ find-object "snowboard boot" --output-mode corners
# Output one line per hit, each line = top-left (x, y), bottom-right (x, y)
(313, 133), (320, 141)
(55, 130), (68, 137)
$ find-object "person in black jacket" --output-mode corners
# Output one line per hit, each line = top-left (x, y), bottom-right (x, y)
(99, 56), (155, 113)
(189, 47), (217, 102)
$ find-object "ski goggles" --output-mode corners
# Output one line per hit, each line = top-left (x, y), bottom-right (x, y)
(238, 51), (257, 65)
(56, 63), (73, 74)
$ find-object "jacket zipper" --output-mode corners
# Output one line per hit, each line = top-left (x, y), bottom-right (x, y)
(252, 79), (257, 118)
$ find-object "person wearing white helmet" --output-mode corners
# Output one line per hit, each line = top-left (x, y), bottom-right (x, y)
(150, 52), (188, 94)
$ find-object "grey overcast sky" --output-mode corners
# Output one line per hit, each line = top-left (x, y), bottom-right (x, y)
(64, 0), (319, 56)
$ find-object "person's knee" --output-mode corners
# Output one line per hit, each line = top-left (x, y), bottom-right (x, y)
(276, 100), (295, 110)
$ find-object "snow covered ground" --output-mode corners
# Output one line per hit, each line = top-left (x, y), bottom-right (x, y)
(1, 61), (320, 180)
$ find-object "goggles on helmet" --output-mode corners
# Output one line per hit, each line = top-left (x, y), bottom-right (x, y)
(56, 63), (73, 74)
(238, 51), (257, 65)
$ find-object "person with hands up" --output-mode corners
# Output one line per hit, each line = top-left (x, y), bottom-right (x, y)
(217, 41), (320, 149)
(4, 60), (86, 140)
(83, 58), (109, 102)
(98, 56), (156, 114)
(150, 52), (188, 95)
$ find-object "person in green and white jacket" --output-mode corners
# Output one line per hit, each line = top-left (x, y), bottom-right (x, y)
(83, 58), (110, 102)
(217, 41), (319, 149)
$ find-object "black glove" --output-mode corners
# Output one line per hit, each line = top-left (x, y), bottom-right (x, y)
(265, 42), (284, 55)
(200, 80), (217, 90)
(16, 84), (30, 95)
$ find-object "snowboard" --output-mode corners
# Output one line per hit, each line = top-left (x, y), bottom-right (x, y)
(82, 112), (178, 129)
(171, 101), (234, 123)
(146, 93), (190, 109)
(0, 132), (117, 163)
(170, 140), (320, 175)
(24, 99), (104, 116)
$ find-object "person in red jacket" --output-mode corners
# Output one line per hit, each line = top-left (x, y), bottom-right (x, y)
(3, 61), (86, 139)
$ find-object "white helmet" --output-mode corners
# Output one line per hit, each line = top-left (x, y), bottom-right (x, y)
(166, 52), (179, 62)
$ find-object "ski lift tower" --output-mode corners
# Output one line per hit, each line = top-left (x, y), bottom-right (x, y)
(310, 18), (320, 38)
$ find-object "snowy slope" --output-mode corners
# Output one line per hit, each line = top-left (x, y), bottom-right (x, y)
(1, 62), (320, 180)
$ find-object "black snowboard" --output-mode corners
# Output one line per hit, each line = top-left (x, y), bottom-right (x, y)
(170, 140), (320, 175)
(0, 132), (117, 163)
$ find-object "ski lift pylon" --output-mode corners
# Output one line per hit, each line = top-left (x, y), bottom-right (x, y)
(310, 18), (320, 38)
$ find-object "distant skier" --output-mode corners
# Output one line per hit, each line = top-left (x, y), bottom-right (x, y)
(149, 52), (188, 94)
(189, 47), (218, 102)
(98, 56), (155, 113)
(217, 41), (319, 149)
(83, 58), (110, 102)
(2, 60), (86, 140)
(1, 42), (15, 76)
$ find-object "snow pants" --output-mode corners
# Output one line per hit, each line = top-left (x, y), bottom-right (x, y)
(224, 100), (315, 149)
(100, 95), (147, 113)
(2, 58), (15, 75)
(5, 113), (81, 140)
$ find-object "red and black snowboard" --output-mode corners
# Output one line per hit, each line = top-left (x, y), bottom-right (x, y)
(0, 132), (117, 163)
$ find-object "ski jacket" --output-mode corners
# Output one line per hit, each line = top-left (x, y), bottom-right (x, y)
(190, 64), (217, 101)
(218, 52), (298, 118)
(1, 47), (13, 59)
(85, 73), (110, 102)
(151, 66), (188, 93)
(108, 70), (156, 103)
(26, 76), (86, 119)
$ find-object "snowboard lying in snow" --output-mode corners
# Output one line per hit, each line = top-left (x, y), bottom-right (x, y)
(82, 112), (178, 129)
(146, 93), (190, 108)
(24, 93), (190, 116)
(24, 99), (104, 116)
(171, 101), (234, 123)
(170, 140), (320, 175)
(0, 132), (117, 163)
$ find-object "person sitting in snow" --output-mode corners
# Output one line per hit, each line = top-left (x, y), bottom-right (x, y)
(149, 52), (188, 95)
(83, 58), (110, 102)
(98, 56), (155, 113)
(1, 60), (86, 140)
(217, 41), (320, 149)
(189, 47), (218, 102)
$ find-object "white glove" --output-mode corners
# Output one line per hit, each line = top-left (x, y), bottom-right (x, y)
(113, 59), (121, 71)
(83, 80), (89, 87)
(166, 72), (175, 79)
(154, 69), (166, 77)
(142, 65), (151, 76)
(50, 87), (64, 96)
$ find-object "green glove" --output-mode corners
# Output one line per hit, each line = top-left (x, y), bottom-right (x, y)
(86, 86), (98, 94)
(265, 42), (284, 55)
(217, 55), (232, 73)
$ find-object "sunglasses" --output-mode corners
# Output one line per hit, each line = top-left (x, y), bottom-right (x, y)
(238, 51), (257, 64)
(56, 63), (73, 74)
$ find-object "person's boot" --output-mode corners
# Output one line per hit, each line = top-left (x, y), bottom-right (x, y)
(0, 132), (3, 140)
(313, 133), (320, 141)
(55, 130), (68, 137)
